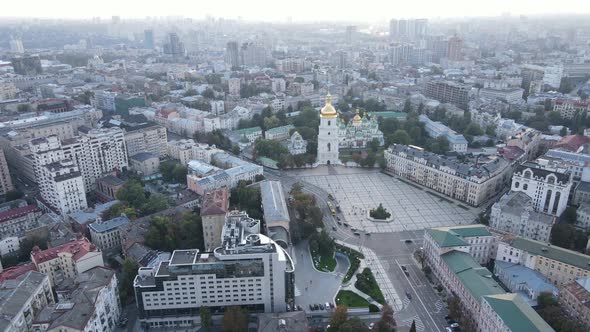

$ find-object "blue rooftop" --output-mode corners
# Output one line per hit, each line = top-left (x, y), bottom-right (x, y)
(69, 200), (121, 225)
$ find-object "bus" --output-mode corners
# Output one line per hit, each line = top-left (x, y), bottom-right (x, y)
(327, 202), (336, 216)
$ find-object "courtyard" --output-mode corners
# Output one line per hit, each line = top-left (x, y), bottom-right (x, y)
(296, 167), (479, 233)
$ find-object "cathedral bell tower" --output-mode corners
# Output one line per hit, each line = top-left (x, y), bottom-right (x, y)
(317, 94), (340, 165)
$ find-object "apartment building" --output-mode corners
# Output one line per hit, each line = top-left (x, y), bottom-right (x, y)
(35, 157), (87, 215)
(490, 191), (555, 242)
(0, 204), (42, 239)
(496, 235), (590, 286)
(553, 99), (590, 119)
(129, 152), (160, 176)
(133, 211), (294, 329)
(123, 123), (167, 158)
(511, 161), (572, 217)
(0, 271), (54, 332)
(187, 153), (263, 195)
(424, 80), (471, 106)
(200, 188), (229, 251)
(479, 87), (524, 104)
(32, 266), (121, 332)
(0, 149), (13, 195)
(385, 144), (511, 206)
(478, 293), (554, 332)
(418, 115), (468, 152)
(89, 215), (131, 252)
(167, 139), (220, 165)
(506, 127), (541, 161)
(31, 237), (104, 286)
(559, 277), (590, 329)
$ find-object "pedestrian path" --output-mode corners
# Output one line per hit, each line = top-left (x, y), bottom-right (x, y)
(335, 240), (402, 311)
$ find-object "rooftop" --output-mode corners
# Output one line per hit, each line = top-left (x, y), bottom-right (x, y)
(503, 236), (590, 271)
(0, 204), (40, 224)
(97, 174), (125, 187)
(442, 250), (504, 301)
(130, 152), (157, 162)
(515, 162), (571, 184)
(494, 191), (554, 225)
(0, 271), (49, 331)
(200, 188), (229, 216)
(260, 181), (290, 229)
(31, 237), (99, 265)
(68, 200), (120, 225)
(88, 215), (130, 234)
(483, 293), (554, 332)
(427, 225), (491, 248)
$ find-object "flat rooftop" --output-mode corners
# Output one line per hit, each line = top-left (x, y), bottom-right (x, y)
(169, 249), (199, 266)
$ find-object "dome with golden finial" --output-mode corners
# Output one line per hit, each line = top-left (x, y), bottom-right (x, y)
(352, 108), (362, 123)
(320, 94), (338, 118)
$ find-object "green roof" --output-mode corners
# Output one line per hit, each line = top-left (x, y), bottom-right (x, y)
(509, 237), (590, 271)
(265, 124), (294, 135)
(483, 294), (554, 332)
(426, 225), (490, 248)
(427, 229), (468, 247)
(442, 251), (504, 300)
(234, 126), (262, 135)
(370, 112), (407, 120)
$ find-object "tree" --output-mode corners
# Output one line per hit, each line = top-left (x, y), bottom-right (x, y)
(447, 296), (462, 321)
(4, 190), (24, 202)
(370, 203), (391, 219)
(202, 88), (215, 99)
(17, 104), (32, 112)
(409, 320), (417, 332)
(254, 139), (288, 161)
(328, 305), (349, 332)
(116, 179), (147, 209)
(403, 99), (413, 113)
(120, 259), (139, 304)
(537, 292), (559, 309)
(159, 161), (187, 183)
(200, 307), (212, 332)
(377, 304), (396, 332)
(551, 224), (589, 251)
(339, 317), (369, 332)
(414, 249), (426, 269)
(145, 212), (204, 251)
(222, 306), (248, 332)
(389, 129), (411, 145)
(563, 206), (577, 224)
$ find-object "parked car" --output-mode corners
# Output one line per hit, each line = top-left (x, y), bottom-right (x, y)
(445, 328), (453, 332)
(325, 302), (331, 309)
(343, 223), (349, 227)
(369, 322), (375, 330)
(319, 303), (325, 310)
(405, 291), (412, 299)
(354, 232), (361, 236)
(450, 323), (460, 329)
(309, 304), (314, 311)
(405, 239), (413, 243)
(366, 232), (371, 236)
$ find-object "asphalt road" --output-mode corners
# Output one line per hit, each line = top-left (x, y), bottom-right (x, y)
(266, 166), (450, 332)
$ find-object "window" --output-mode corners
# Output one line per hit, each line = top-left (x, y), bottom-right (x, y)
(514, 182), (520, 188)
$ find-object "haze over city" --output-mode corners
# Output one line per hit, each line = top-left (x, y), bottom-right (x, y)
(0, 2), (590, 332)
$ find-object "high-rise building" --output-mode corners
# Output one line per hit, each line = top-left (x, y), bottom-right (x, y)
(447, 35), (464, 61)
(133, 210), (294, 329)
(144, 29), (155, 49)
(228, 77), (241, 96)
(163, 33), (185, 56)
(424, 80), (471, 106)
(240, 41), (267, 67)
(389, 18), (428, 41)
(345, 25), (357, 44)
(123, 123), (167, 158)
(0, 149), (14, 195)
(9, 36), (24, 54)
(225, 41), (240, 68)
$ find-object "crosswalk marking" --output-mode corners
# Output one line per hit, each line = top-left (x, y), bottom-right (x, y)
(434, 299), (444, 313)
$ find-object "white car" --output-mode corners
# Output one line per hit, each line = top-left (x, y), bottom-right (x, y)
(369, 322), (375, 329)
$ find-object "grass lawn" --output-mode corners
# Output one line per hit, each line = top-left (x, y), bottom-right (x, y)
(355, 268), (386, 305)
(310, 247), (337, 272)
(335, 290), (370, 308)
(336, 244), (364, 284)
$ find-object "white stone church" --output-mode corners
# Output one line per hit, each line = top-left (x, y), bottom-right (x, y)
(317, 94), (384, 166)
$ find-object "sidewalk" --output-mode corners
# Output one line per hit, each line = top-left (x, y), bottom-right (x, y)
(335, 240), (402, 311)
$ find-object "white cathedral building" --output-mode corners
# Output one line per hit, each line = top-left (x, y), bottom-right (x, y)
(317, 94), (385, 166)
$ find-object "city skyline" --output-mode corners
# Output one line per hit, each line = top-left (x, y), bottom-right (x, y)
(1, 0), (590, 22)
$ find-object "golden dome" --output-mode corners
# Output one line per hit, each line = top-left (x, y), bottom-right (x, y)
(320, 94), (338, 118)
(352, 108), (362, 123)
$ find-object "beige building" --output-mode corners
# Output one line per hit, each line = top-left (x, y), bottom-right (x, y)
(167, 139), (220, 165)
(559, 277), (590, 329)
(385, 144), (511, 206)
(123, 123), (167, 158)
(496, 235), (590, 287)
(200, 188), (229, 251)
(31, 237), (104, 286)
(88, 216), (131, 252)
(129, 152), (160, 176)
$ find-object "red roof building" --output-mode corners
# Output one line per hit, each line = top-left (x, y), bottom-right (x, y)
(553, 135), (590, 152)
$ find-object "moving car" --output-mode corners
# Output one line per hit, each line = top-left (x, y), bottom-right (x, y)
(405, 239), (413, 243)
(405, 291), (412, 299)
(332, 226), (337, 231)
(354, 232), (361, 236)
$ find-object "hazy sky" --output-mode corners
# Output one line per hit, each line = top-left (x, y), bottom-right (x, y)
(3, 0), (590, 22)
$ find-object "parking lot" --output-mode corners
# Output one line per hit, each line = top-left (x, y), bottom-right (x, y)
(300, 170), (478, 233)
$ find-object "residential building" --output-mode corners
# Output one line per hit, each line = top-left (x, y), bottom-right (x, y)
(240, 41), (267, 67)
(490, 191), (555, 242)
(9, 36), (24, 53)
(32, 266), (121, 332)
(424, 80), (470, 106)
(229, 78), (241, 96)
(574, 181), (590, 206)
(511, 161), (572, 216)
(494, 261), (558, 306)
(123, 123), (167, 158)
(200, 188), (229, 251)
(225, 41), (240, 68)
(559, 277), (590, 329)
(167, 139), (220, 165)
(187, 153), (263, 195)
(506, 128), (542, 161)
(554, 99), (590, 119)
(31, 237), (104, 286)
(133, 211), (295, 329)
(89, 215), (131, 252)
(478, 293), (554, 332)
(260, 181), (290, 249)
(0, 236), (19, 257)
(129, 152), (160, 177)
(92, 90), (117, 113)
(447, 35), (463, 61)
(496, 235), (590, 286)
(163, 33), (185, 56)
(0, 82), (18, 101)
(385, 144), (511, 206)
(0, 150), (13, 195)
(0, 271), (54, 332)
(544, 148), (590, 181)
(233, 126), (263, 143)
(288, 131), (307, 155)
(67, 200), (120, 233)
(577, 204), (590, 229)
(34, 156), (87, 216)
(0, 204), (42, 239)
(144, 29), (155, 49)
(419, 114), (468, 152)
(265, 125), (294, 141)
(423, 225), (498, 268)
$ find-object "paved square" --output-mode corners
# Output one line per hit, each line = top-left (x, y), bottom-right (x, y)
(301, 171), (478, 233)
